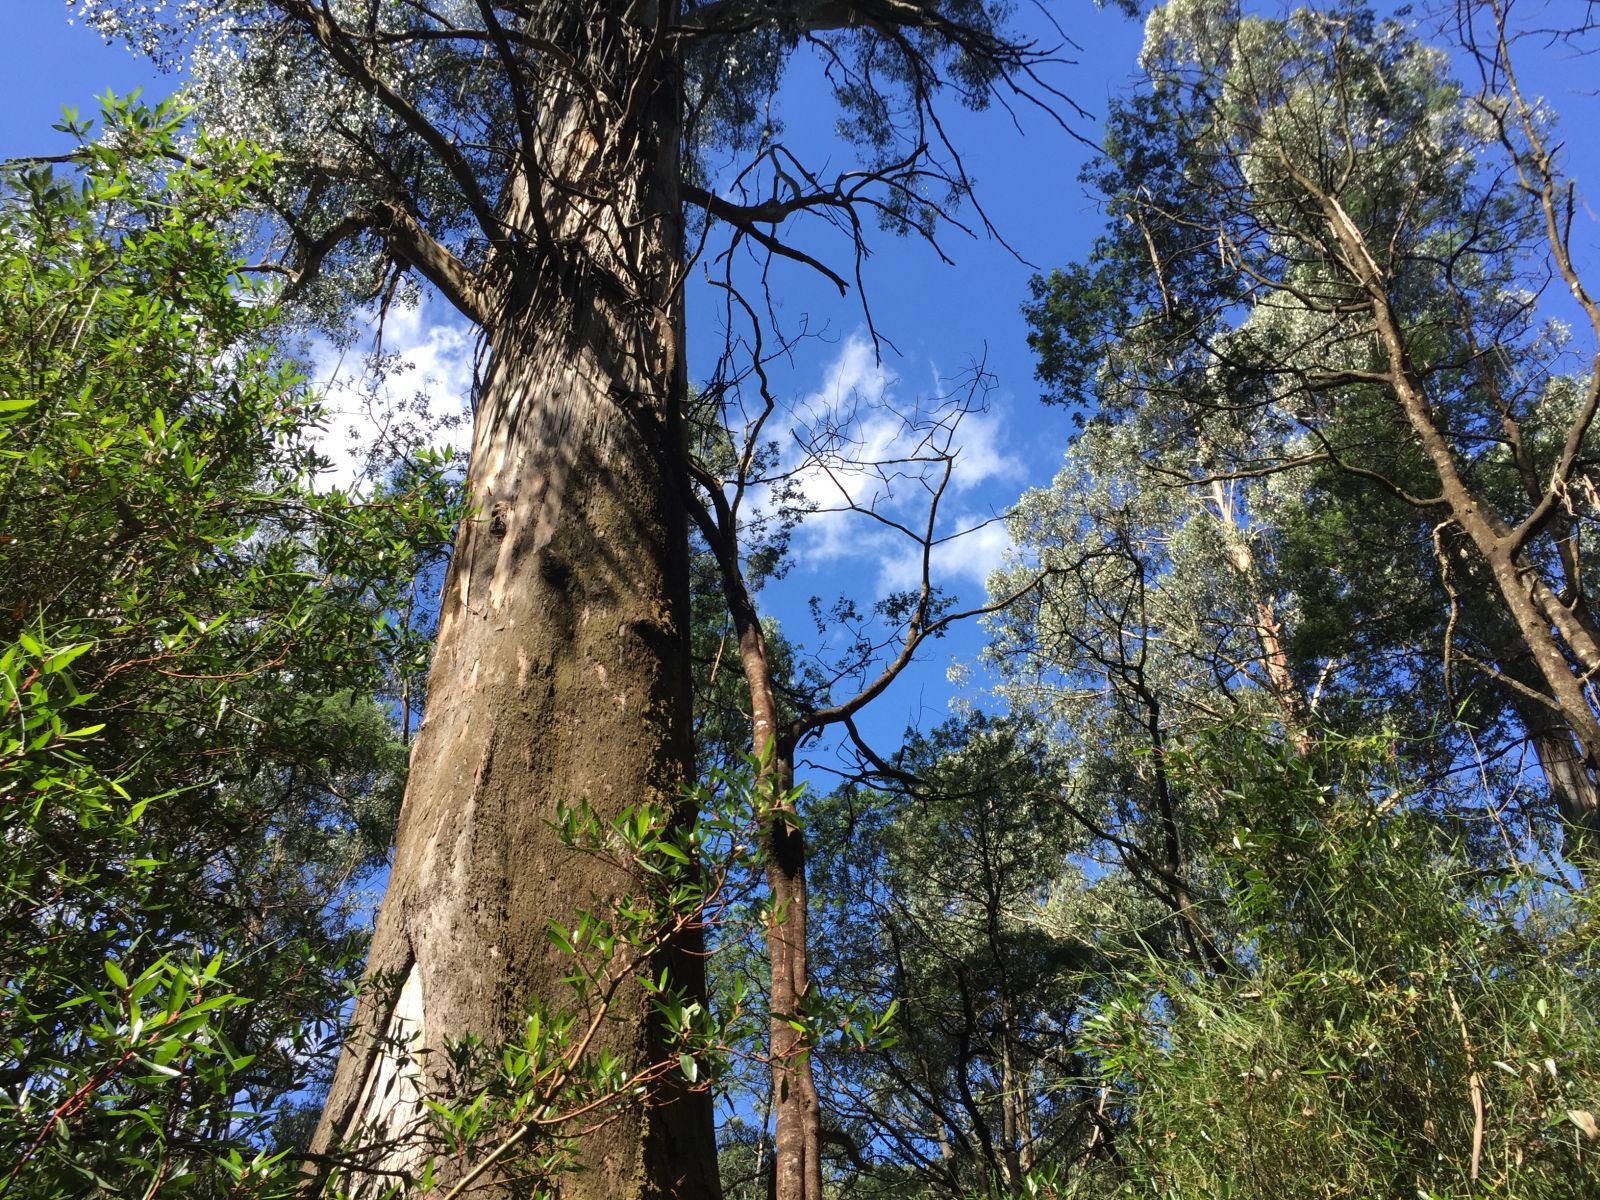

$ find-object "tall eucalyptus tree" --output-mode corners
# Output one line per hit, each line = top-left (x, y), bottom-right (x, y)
(1024, 0), (1600, 860)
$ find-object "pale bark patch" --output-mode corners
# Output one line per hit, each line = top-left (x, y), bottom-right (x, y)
(346, 964), (428, 1198)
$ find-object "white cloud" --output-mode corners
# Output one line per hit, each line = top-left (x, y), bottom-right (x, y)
(944, 408), (1021, 494)
(305, 295), (476, 492)
(300, 316), (1020, 597)
(773, 334), (1023, 592)
(809, 333), (896, 411)
(879, 512), (1014, 594)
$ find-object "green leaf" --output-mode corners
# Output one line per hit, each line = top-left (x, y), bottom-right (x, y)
(41, 642), (93, 674)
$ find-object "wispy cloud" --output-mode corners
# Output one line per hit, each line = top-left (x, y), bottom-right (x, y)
(878, 512), (1014, 594)
(306, 296), (476, 492)
(776, 334), (1022, 593)
(300, 316), (1019, 598)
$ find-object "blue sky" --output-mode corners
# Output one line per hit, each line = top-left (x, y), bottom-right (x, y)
(1, 2), (169, 147)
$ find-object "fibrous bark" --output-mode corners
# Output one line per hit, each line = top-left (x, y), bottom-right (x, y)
(304, 27), (717, 1197)
(76, 0), (1086, 1190)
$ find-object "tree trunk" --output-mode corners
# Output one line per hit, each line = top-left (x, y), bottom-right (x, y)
(1514, 696), (1600, 861)
(304, 31), (718, 1198)
(1313, 188), (1600, 781)
(763, 748), (823, 1200)
(692, 483), (823, 1200)
(998, 1018), (1024, 1195)
(733, 614), (822, 1200)
(1206, 477), (1310, 751)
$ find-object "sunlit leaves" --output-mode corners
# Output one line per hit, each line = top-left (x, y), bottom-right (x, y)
(0, 97), (458, 1196)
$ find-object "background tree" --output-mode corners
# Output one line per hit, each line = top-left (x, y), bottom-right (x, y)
(1024, 0), (1600, 861)
(0, 97), (455, 1196)
(807, 715), (1115, 1200)
(960, 3), (1600, 1194)
(687, 366), (1055, 1200)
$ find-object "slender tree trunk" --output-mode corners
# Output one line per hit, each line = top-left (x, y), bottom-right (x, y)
(727, 605), (822, 1200)
(1206, 477), (1310, 750)
(1312, 185), (1600, 864)
(1313, 189), (1600, 774)
(998, 1019), (1024, 1195)
(690, 475), (823, 1200)
(304, 30), (718, 1198)
(761, 742), (824, 1200)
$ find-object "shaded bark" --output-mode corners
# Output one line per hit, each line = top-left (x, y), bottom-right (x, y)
(303, 22), (718, 1197)
(1514, 696), (1600, 860)
(306, 308), (711, 1199)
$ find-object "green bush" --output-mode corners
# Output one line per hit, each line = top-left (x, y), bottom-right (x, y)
(1090, 727), (1600, 1200)
(0, 97), (457, 1197)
